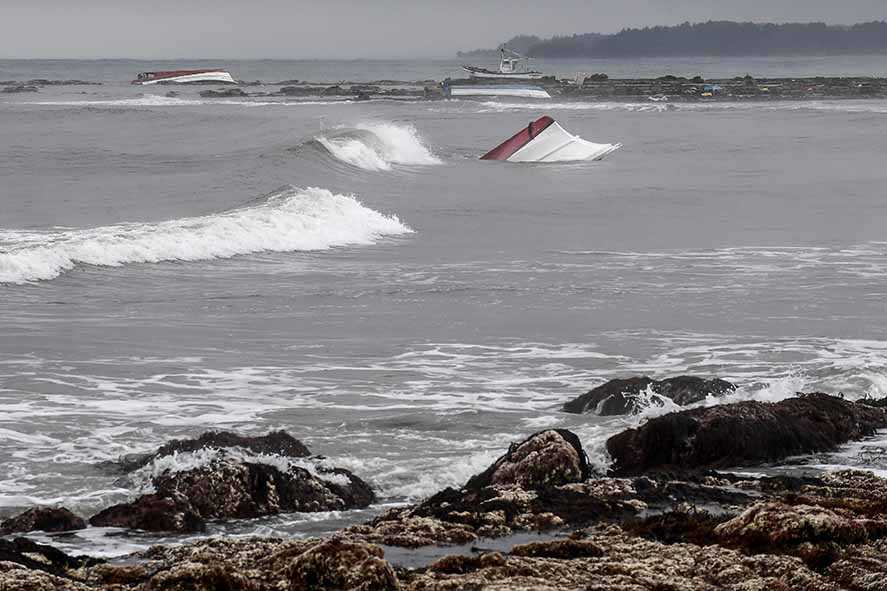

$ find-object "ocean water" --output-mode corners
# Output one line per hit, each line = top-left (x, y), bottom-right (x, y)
(2, 57), (887, 555)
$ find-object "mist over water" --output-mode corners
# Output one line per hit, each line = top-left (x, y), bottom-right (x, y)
(3, 57), (887, 554)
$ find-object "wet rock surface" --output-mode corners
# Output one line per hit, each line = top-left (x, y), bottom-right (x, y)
(607, 393), (887, 474)
(0, 507), (86, 535)
(563, 375), (736, 415)
(87, 430), (372, 532)
(91, 458), (374, 532)
(6, 410), (887, 589)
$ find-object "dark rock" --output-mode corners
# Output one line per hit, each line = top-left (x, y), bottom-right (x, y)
(278, 85), (315, 96)
(465, 429), (590, 490)
(510, 538), (605, 559)
(858, 396), (887, 408)
(0, 537), (97, 576)
(199, 87), (247, 98)
(89, 493), (205, 533)
(563, 376), (736, 415)
(0, 506), (86, 535)
(90, 458), (375, 533)
(100, 429), (311, 473)
(287, 538), (399, 591)
(2, 85), (38, 93)
(624, 510), (727, 546)
(607, 393), (887, 475)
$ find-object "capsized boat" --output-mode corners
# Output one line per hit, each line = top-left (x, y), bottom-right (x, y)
(462, 48), (545, 80)
(132, 69), (236, 85)
(444, 83), (550, 99)
(480, 115), (622, 163)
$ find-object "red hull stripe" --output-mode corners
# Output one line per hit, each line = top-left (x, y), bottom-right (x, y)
(480, 115), (555, 161)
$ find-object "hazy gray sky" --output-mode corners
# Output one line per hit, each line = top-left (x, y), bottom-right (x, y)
(2, 0), (886, 59)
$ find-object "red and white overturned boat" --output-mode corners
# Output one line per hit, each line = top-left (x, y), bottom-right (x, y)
(481, 115), (622, 163)
(132, 69), (236, 85)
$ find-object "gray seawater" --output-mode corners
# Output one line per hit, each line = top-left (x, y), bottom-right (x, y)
(2, 57), (887, 555)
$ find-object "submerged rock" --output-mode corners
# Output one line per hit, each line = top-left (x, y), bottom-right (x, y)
(563, 376), (735, 415)
(607, 393), (887, 474)
(100, 429), (311, 473)
(199, 87), (247, 98)
(2, 85), (38, 93)
(0, 507), (86, 535)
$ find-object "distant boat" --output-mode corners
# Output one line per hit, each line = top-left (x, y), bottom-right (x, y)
(444, 83), (550, 99)
(481, 115), (622, 163)
(462, 48), (545, 80)
(132, 69), (236, 85)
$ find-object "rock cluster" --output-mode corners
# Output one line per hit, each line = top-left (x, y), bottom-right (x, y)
(4, 394), (887, 590)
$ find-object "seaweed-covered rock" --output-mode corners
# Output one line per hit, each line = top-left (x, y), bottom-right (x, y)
(607, 393), (887, 474)
(90, 457), (375, 533)
(466, 429), (590, 490)
(288, 538), (399, 591)
(0, 507), (86, 535)
(563, 376), (735, 415)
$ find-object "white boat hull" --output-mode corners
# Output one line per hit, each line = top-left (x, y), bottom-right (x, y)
(136, 71), (236, 85)
(447, 85), (551, 99)
(508, 121), (621, 162)
(464, 68), (545, 81)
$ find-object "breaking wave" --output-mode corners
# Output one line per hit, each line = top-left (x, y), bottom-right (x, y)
(314, 122), (441, 171)
(0, 186), (411, 284)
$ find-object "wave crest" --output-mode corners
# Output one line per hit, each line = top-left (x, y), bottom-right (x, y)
(315, 122), (441, 171)
(0, 186), (412, 284)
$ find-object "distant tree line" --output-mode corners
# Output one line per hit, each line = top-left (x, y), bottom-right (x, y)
(461, 21), (887, 59)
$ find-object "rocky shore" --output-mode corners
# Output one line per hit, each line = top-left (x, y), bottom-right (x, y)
(3, 387), (887, 590)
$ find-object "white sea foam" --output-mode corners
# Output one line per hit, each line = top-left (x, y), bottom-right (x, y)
(122, 447), (352, 495)
(0, 186), (412, 283)
(316, 122), (441, 171)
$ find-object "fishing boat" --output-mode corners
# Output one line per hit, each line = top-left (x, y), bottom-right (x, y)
(443, 83), (551, 99)
(462, 48), (545, 80)
(481, 115), (621, 163)
(132, 69), (236, 85)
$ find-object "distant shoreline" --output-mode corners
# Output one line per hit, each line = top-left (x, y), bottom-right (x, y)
(460, 20), (887, 60)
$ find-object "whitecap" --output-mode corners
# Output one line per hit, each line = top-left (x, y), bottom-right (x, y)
(0, 186), (412, 283)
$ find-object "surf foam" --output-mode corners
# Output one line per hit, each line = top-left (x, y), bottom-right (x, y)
(0, 186), (412, 283)
(316, 122), (441, 171)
